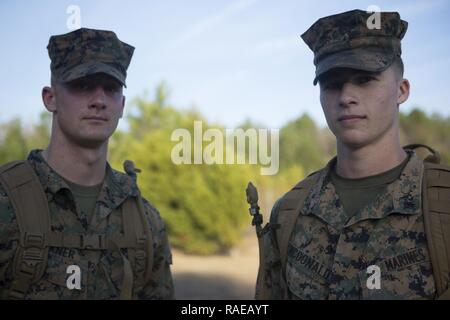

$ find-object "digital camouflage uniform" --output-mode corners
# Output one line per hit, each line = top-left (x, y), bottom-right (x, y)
(284, 151), (435, 299)
(0, 28), (174, 299)
(256, 10), (439, 300)
(0, 150), (174, 299)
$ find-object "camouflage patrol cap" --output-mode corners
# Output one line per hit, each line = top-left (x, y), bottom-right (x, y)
(301, 9), (408, 85)
(47, 28), (134, 87)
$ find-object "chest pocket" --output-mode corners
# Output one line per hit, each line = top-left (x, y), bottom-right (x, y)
(286, 243), (329, 300)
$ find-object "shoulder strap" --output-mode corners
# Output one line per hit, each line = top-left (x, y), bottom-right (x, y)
(0, 160), (50, 299)
(122, 193), (154, 291)
(121, 160), (154, 285)
(422, 161), (450, 299)
(274, 171), (322, 271)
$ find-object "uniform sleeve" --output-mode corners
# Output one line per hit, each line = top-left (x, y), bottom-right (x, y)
(0, 182), (20, 295)
(137, 198), (175, 300)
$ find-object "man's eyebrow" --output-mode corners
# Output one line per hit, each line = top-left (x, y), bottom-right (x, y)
(319, 70), (382, 86)
(353, 71), (381, 77)
(320, 74), (345, 83)
(105, 78), (122, 85)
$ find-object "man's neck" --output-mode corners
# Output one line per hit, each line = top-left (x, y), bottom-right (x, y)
(42, 140), (108, 186)
(336, 138), (407, 179)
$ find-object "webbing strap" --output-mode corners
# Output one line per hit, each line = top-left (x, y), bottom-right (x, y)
(427, 178), (450, 188)
(120, 194), (153, 296)
(135, 193), (154, 284)
(423, 163), (450, 299)
(123, 199), (137, 274)
(45, 232), (146, 250)
(438, 287), (450, 300)
(0, 161), (50, 241)
(109, 241), (134, 300)
(0, 161), (50, 299)
(428, 200), (450, 214)
(9, 259), (40, 299)
(276, 173), (321, 271)
(277, 189), (309, 268)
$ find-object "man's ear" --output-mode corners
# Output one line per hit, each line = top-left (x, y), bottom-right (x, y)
(397, 78), (410, 105)
(42, 86), (57, 113)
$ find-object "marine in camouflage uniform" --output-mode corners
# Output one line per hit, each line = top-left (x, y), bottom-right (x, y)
(284, 150), (435, 299)
(256, 10), (439, 299)
(0, 151), (173, 299)
(0, 28), (174, 299)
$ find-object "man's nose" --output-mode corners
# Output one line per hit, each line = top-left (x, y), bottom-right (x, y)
(338, 82), (358, 108)
(88, 85), (107, 109)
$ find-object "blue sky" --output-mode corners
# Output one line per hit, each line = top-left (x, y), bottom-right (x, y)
(0, 0), (449, 130)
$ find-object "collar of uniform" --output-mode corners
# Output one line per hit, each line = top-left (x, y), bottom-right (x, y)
(343, 150), (423, 227)
(27, 149), (139, 199)
(27, 149), (71, 195)
(302, 157), (347, 229)
(94, 163), (140, 222)
(302, 150), (423, 229)
(386, 150), (423, 215)
(102, 162), (139, 200)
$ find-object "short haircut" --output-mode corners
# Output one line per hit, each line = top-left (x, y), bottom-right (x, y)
(50, 75), (57, 87)
(391, 56), (404, 79)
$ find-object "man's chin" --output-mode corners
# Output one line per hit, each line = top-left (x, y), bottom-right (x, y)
(75, 135), (110, 149)
(337, 134), (369, 150)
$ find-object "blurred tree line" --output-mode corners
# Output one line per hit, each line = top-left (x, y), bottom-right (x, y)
(0, 84), (449, 254)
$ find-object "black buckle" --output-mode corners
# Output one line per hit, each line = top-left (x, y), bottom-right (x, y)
(80, 234), (105, 249)
(137, 235), (147, 248)
(22, 232), (45, 248)
(22, 247), (45, 262)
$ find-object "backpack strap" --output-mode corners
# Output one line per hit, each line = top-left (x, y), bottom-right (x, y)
(121, 194), (154, 293)
(274, 171), (322, 272)
(422, 161), (450, 299)
(135, 193), (155, 284)
(42, 231), (147, 249)
(0, 161), (50, 300)
(122, 160), (154, 286)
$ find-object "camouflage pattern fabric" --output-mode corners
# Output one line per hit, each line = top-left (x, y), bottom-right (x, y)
(301, 9), (408, 85)
(0, 150), (174, 299)
(47, 28), (134, 86)
(285, 150), (436, 299)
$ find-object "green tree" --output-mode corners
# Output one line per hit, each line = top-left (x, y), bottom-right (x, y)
(400, 108), (450, 164)
(110, 83), (252, 254)
(0, 119), (28, 163)
(279, 114), (334, 175)
(0, 111), (51, 164)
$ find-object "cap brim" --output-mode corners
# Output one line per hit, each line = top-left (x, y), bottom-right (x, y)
(313, 47), (396, 85)
(58, 61), (127, 87)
